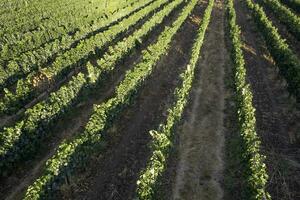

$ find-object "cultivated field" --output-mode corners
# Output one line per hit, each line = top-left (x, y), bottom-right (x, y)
(0, 0), (299, 199)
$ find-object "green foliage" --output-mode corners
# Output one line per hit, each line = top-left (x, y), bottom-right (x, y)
(0, 0), (166, 115)
(0, 0), (184, 176)
(280, 0), (300, 13)
(260, 0), (300, 40)
(227, 0), (270, 199)
(24, 0), (191, 198)
(0, 0), (141, 63)
(136, 0), (214, 198)
(0, 73), (86, 174)
(86, 62), (97, 83)
(245, 0), (300, 102)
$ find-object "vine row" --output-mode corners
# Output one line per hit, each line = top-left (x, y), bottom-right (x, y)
(227, 0), (270, 199)
(136, 0), (214, 198)
(245, 0), (300, 102)
(24, 1), (196, 198)
(0, 0), (166, 115)
(0, 0), (184, 177)
(260, 0), (300, 40)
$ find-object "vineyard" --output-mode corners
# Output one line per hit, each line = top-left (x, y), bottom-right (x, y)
(0, 0), (299, 199)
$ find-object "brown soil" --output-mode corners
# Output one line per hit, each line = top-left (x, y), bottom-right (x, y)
(1, 0), (299, 200)
(253, 0), (300, 58)
(54, 3), (204, 200)
(165, 1), (228, 199)
(235, 0), (300, 199)
(0, 1), (185, 197)
(0, 57), (121, 200)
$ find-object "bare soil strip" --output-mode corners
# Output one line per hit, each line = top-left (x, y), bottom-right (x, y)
(253, 0), (300, 58)
(1, 51), (127, 200)
(2, 1), (299, 200)
(54, 3), (205, 200)
(169, 0), (228, 199)
(0, 2), (187, 198)
(235, 0), (300, 199)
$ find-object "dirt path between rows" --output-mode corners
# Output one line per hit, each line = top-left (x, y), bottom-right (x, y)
(2, 61), (126, 200)
(56, 3), (205, 200)
(1, 3), (180, 197)
(0, 1), (192, 199)
(235, 0), (300, 199)
(171, 0), (228, 199)
(252, 0), (300, 58)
